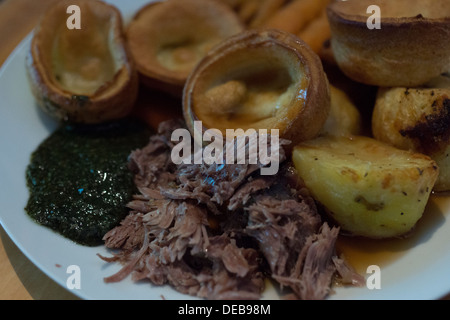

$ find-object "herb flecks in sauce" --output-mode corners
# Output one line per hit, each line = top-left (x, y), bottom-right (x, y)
(25, 119), (151, 246)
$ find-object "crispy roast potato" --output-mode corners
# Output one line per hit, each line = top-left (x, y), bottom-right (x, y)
(320, 85), (362, 137)
(293, 135), (439, 239)
(372, 85), (450, 191)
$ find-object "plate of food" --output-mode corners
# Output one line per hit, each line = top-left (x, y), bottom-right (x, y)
(1, 0), (450, 301)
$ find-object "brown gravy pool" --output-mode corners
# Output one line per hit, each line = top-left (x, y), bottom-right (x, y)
(335, 194), (448, 275)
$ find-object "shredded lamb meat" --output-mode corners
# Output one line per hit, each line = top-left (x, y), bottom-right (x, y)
(99, 119), (364, 300)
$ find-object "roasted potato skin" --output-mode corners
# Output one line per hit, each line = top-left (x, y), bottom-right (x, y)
(293, 135), (439, 239)
(372, 87), (450, 191)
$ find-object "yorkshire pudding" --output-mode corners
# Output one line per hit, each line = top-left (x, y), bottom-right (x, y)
(327, 0), (450, 87)
(126, 0), (244, 97)
(26, 0), (138, 124)
(183, 29), (331, 148)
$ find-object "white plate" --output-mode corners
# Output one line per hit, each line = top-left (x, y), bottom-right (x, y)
(1, 0), (449, 300)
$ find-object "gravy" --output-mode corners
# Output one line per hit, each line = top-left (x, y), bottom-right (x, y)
(336, 194), (447, 274)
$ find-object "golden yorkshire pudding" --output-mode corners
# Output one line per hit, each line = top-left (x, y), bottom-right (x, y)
(183, 29), (331, 148)
(26, 0), (138, 124)
(126, 0), (244, 97)
(327, 0), (450, 87)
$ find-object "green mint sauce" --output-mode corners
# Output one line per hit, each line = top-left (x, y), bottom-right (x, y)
(25, 119), (151, 246)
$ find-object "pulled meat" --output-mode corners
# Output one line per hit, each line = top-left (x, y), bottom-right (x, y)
(99, 119), (363, 300)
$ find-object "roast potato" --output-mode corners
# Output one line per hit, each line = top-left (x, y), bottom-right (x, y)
(320, 84), (362, 137)
(372, 85), (450, 191)
(293, 135), (439, 239)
